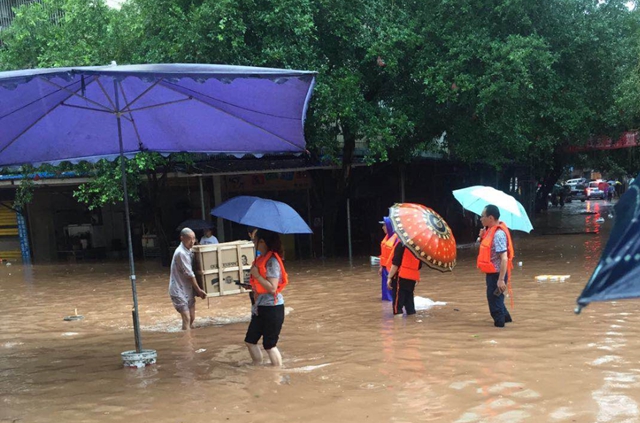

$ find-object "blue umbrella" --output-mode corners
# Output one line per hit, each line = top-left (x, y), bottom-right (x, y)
(211, 196), (312, 234)
(576, 173), (640, 313)
(0, 64), (316, 353)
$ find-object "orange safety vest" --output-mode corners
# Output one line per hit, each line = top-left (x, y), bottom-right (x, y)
(397, 247), (421, 282)
(477, 222), (515, 307)
(380, 233), (398, 270)
(250, 251), (288, 300)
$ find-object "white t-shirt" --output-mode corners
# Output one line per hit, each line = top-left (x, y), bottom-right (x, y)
(168, 243), (196, 298)
(200, 235), (219, 245)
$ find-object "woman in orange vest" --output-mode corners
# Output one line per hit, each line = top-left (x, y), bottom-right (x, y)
(245, 229), (288, 366)
(378, 217), (396, 302)
(477, 205), (514, 328)
(386, 241), (422, 316)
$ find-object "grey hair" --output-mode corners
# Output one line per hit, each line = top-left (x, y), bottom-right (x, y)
(180, 228), (195, 237)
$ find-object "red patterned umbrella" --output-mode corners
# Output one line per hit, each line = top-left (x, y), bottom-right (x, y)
(389, 203), (457, 272)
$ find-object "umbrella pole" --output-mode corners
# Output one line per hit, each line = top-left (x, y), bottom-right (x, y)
(115, 81), (143, 354)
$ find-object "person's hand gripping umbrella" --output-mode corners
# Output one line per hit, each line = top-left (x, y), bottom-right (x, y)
(388, 203), (457, 271)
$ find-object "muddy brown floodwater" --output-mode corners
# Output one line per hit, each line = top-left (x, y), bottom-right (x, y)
(2, 200), (640, 423)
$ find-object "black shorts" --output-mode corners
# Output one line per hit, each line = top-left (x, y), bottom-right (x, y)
(244, 305), (285, 350)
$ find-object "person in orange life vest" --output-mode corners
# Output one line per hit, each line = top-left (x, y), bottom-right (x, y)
(245, 229), (288, 367)
(477, 204), (513, 328)
(378, 217), (396, 302)
(387, 241), (422, 316)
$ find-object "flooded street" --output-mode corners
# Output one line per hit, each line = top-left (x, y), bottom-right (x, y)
(2, 200), (640, 423)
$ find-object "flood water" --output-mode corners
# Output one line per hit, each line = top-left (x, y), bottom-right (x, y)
(2, 200), (640, 423)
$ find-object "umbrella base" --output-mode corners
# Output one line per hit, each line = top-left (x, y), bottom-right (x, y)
(121, 349), (157, 368)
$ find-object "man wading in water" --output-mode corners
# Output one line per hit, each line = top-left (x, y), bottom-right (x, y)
(168, 228), (207, 330)
(477, 205), (514, 328)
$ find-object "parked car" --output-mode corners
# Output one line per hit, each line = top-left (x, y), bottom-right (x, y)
(568, 183), (587, 202)
(566, 178), (587, 188)
(565, 178), (587, 202)
(585, 181), (605, 200)
(596, 180), (609, 192)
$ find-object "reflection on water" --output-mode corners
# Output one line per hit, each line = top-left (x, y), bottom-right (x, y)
(584, 202), (602, 265)
(2, 202), (640, 422)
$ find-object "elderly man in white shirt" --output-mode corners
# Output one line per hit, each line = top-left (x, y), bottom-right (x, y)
(169, 228), (207, 330)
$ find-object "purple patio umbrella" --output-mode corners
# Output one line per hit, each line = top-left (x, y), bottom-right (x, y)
(0, 64), (316, 354)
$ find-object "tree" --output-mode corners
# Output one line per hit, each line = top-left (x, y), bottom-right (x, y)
(2, 0), (640, 256)
(391, 0), (640, 208)
(3, 0), (420, 255)
(72, 153), (195, 265)
(110, 0), (422, 254)
(0, 0), (117, 69)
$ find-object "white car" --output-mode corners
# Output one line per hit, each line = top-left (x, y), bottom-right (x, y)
(566, 178), (587, 188)
(585, 181), (605, 200)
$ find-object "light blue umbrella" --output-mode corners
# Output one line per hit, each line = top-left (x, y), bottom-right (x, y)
(453, 185), (533, 233)
(211, 196), (312, 234)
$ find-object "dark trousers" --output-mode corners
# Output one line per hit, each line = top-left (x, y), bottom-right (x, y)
(391, 278), (416, 315)
(244, 305), (285, 350)
(486, 273), (512, 327)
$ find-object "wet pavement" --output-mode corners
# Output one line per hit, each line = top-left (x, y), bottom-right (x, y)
(2, 199), (640, 423)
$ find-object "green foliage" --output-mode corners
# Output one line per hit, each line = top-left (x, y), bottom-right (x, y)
(72, 152), (181, 210)
(1, 0), (639, 186)
(72, 158), (134, 210)
(573, 149), (640, 180)
(400, 0), (639, 170)
(13, 165), (35, 210)
(0, 0), (117, 69)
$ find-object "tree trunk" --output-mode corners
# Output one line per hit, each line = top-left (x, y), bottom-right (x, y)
(537, 151), (565, 213)
(309, 123), (356, 257)
(145, 169), (171, 266)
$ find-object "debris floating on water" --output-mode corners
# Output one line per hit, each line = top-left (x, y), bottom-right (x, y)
(535, 275), (571, 282)
(414, 296), (446, 311)
(63, 308), (84, 321)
